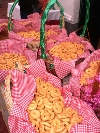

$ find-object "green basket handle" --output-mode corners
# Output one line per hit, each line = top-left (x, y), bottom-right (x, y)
(40, 0), (90, 59)
(40, 0), (65, 59)
(8, 0), (19, 31)
(80, 0), (90, 36)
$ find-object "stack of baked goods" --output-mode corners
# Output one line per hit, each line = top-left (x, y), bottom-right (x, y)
(27, 77), (83, 133)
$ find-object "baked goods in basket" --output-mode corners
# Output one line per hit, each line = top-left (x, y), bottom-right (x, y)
(18, 20), (34, 25)
(17, 30), (57, 40)
(0, 53), (28, 71)
(27, 77), (83, 133)
(80, 60), (100, 85)
(49, 42), (84, 61)
(0, 23), (7, 27)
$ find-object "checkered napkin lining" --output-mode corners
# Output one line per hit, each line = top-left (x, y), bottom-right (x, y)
(12, 13), (41, 33)
(45, 25), (68, 41)
(46, 32), (95, 79)
(63, 92), (100, 133)
(27, 13), (41, 19)
(27, 59), (61, 88)
(0, 19), (8, 32)
(8, 25), (67, 45)
(0, 39), (36, 83)
(8, 59), (100, 133)
(68, 49), (100, 97)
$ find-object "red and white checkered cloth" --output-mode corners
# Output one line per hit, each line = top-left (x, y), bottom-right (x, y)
(9, 22), (68, 44)
(8, 68), (100, 133)
(11, 70), (36, 103)
(63, 91), (100, 133)
(27, 13), (41, 20)
(0, 19), (8, 32)
(46, 25), (68, 41)
(27, 59), (61, 88)
(8, 31), (36, 43)
(11, 59), (61, 102)
(68, 49), (100, 97)
(46, 32), (95, 79)
(0, 39), (36, 83)
(12, 13), (41, 33)
(27, 13), (68, 41)
(8, 70), (36, 133)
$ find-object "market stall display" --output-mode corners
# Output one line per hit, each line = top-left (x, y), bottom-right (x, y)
(0, 1), (65, 128)
(0, 0), (100, 132)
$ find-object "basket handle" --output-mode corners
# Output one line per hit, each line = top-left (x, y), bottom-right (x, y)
(80, 0), (90, 37)
(40, 0), (65, 59)
(8, 0), (19, 31)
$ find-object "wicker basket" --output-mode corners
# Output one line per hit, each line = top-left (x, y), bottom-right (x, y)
(39, 0), (90, 77)
(38, 0), (64, 76)
(0, 19), (8, 40)
(0, 30), (8, 41)
(8, 0), (65, 75)
(0, 81), (12, 132)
